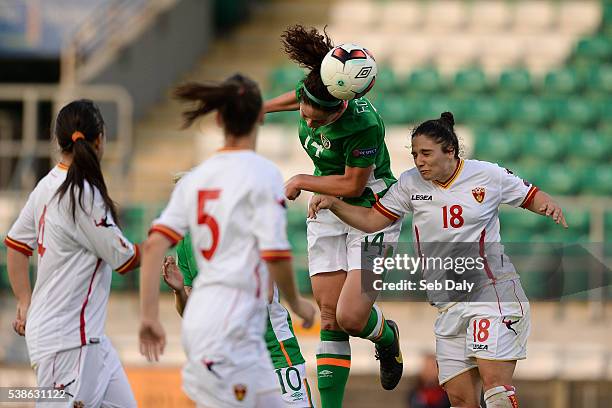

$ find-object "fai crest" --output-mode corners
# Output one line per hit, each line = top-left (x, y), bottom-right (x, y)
(234, 384), (247, 401)
(320, 134), (331, 149)
(472, 187), (485, 203)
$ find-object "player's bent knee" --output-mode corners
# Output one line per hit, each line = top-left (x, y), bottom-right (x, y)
(319, 305), (341, 331)
(484, 385), (519, 408)
(445, 387), (480, 408)
(336, 309), (366, 335)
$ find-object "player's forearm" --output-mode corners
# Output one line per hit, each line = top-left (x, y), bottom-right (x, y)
(173, 288), (188, 317)
(264, 91), (299, 113)
(7, 248), (32, 305)
(140, 234), (170, 321)
(267, 259), (300, 307)
(525, 190), (549, 215)
(296, 174), (365, 197)
(329, 199), (385, 233)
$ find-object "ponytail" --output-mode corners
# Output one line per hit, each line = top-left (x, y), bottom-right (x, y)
(174, 73), (262, 135)
(282, 25), (342, 111)
(54, 100), (118, 223)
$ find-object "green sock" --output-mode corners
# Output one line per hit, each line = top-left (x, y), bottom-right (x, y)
(317, 330), (351, 408)
(357, 304), (395, 347)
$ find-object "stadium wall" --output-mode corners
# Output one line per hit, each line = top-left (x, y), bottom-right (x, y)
(87, 0), (214, 120)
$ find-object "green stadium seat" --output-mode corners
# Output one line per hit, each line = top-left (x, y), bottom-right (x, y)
(524, 131), (567, 162)
(375, 96), (415, 124)
(574, 36), (612, 64)
(586, 65), (612, 96)
(506, 97), (551, 127)
(530, 165), (580, 195)
(497, 68), (533, 95)
(543, 68), (584, 96)
(579, 165), (612, 195)
(473, 129), (521, 163)
(567, 131), (611, 162)
(461, 98), (505, 127)
(605, 211), (612, 242)
(268, 66), (304, 91)
(418, 97), (463, 123)
(405, 67), (446, 94)
(375, 67), (399, 94)
(550, 98), (600, 128)
(453, 67), (489, 95)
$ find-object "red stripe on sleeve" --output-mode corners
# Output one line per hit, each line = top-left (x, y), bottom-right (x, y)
(520, 186), (539, 209)
(4, 236), (33, 257)
(148, 225), (183, 246)
(373, 201), (400, 221)
(261, 250), (292, 261)
(116, 244), (140, 274)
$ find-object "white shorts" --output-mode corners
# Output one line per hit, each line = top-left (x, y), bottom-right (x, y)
(275, 363), (315, 407)
(434, 279), (531, 385)
(34, 336), (136, 408)
(182, 285), (279, 407)
(307, 207), (402, 276)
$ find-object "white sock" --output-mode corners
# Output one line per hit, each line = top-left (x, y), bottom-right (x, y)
(484, 385), (519, 408)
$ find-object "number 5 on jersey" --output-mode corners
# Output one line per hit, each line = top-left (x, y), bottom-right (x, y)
(197, 190), (220, 260)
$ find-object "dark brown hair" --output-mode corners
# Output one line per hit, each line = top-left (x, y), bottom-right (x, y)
(282, 25), (343, 112)
(54, 99), (118, 223)
(174, 73), (262, 135)
(412, 112), (460, 159)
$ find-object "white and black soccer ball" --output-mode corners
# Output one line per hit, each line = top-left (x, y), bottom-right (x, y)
(320, 43), (377, 100)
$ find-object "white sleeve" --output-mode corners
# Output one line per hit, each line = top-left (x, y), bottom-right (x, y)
(75, 188), (139, 274)
(150, 178), (188, 246)
(251, 168), (291, 261)
(4, 192), (37, 257)
(375, 171), (413, 221)
(499, 165), (538, 208)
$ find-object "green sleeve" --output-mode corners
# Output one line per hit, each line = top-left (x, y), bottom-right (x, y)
(342, 126), (381, 168)
(176, 235), (197, 287)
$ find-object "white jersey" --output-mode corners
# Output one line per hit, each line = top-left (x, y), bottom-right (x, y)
(4, 164), (138, 364)
(375, 159), (538, 300)
(151, 149), (291, 296)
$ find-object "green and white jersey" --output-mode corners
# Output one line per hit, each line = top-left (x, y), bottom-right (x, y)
(296, 81), (396, 207)
(177, 234), (305, 369)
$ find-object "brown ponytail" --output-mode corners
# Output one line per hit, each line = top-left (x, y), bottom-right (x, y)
(282, 25), (342, 112)
(174, 73), (262, 135)
(54, 99), (118, 223)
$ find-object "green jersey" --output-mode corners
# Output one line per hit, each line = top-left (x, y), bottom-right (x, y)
(176, 235), (305, 369)
(296, 81), (396, 207)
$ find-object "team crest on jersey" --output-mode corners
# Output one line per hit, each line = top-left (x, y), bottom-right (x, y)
(472, 187), (485, 203)
(233, 384), (247, 401)
(320, 134), (331, 149)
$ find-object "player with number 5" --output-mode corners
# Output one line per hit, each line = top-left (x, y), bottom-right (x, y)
(309, 112), (568, 408)
(139, 74), (316, 408)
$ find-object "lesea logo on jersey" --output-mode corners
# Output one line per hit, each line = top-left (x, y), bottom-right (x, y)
(472, 187), (486, 203)
(411, 194), (433, 200)
(352, 147), (377, 157)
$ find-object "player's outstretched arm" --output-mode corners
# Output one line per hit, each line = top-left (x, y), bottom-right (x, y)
(264, 90), (299, 113)
(139, 232), (170, 362)
(267, 259), (315, 329)
(309, 195), (393, 233)
(525, 190), (568, 228)
(285, 165), (372, 200)
(7, 248), (31, 336)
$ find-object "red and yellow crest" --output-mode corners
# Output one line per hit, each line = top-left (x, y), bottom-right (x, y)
(233, 384), (247, 401)
(472, 187), (485, 203)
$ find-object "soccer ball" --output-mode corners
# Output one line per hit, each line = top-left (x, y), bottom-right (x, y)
(320, 43), (377, 100)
